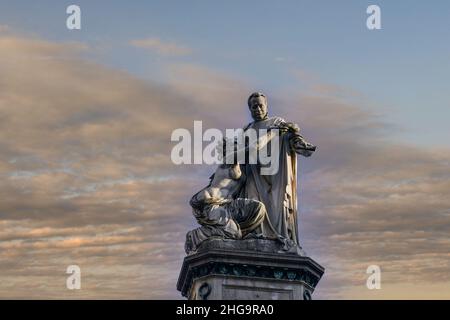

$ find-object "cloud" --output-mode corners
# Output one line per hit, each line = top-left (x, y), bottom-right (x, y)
(0, 33), (449, 299)
(130, 38), (192, 56)
(280, 96), (450, 299)
(0, 34), (201, 298)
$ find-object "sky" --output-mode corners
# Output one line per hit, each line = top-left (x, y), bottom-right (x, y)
(0, 1), (449, 299)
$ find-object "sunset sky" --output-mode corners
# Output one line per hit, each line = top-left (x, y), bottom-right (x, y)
(0, 1), (449, 299)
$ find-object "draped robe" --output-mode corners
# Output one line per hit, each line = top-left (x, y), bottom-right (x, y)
(239, 116), (314, 246)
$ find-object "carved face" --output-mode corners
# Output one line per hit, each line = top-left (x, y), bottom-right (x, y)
(249, 96), (268, 121)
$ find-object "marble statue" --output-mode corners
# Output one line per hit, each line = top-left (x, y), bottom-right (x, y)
(239, 92), (316, 248)
(185, 92), (316, 254)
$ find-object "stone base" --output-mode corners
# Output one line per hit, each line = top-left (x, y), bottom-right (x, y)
(177, 238), (324, 300)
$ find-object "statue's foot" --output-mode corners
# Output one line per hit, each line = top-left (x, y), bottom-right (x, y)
(275, 236), (296, 252)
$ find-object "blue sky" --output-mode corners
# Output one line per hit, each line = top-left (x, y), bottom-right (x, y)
(1, 0), (449, 146)
(1, 1), (450, 299)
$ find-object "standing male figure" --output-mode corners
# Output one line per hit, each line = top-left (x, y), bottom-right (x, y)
(239, 92), (316, 249)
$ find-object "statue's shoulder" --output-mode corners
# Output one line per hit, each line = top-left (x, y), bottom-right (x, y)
(243, 122), (253, 131)
(243, 117), (286, 130)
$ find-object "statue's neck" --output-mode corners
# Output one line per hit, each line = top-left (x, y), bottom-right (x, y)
(253, 115), (269, 123)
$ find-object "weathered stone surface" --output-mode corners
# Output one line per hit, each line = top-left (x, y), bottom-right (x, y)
(178, 92), (324, 299)
(185, 92), (318, 253)
(195, 238), (307, 256)
(177, 238), (324, 300)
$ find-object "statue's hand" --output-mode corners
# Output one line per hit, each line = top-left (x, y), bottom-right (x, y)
(275, 122), (300, 134)
(290, 135), (316, 157)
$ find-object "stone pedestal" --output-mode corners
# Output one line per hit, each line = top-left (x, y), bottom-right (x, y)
(177, 238), (324, 300)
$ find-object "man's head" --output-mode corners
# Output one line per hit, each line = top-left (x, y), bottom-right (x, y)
(247, 92), (268, 121)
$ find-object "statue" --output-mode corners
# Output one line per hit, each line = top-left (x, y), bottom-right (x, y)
(184, 92), (316, 254)
(178, 92), (324, 300)
(239, 92), (316, 248)
(185, 162), (276, 253)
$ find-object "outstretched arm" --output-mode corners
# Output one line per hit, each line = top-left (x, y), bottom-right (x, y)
(276, 121), (317, 157)
(289, 132), (316, 157)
